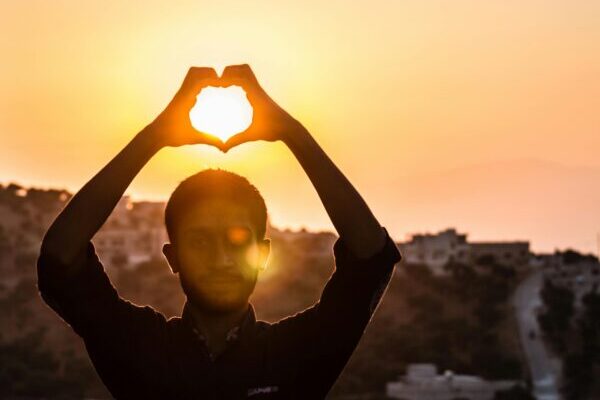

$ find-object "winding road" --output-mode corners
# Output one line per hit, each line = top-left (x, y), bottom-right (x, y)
(512, 270), (562, 400)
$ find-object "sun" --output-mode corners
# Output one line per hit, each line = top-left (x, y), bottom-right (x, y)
(189, 86), (253, 142)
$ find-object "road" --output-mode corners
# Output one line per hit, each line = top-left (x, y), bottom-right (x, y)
(512, 270), (562, 400)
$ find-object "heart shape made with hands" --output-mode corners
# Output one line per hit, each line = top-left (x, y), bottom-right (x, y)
(189, 85), (253, 142)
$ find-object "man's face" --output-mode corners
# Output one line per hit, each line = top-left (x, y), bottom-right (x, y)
(164, 198), (269, 313)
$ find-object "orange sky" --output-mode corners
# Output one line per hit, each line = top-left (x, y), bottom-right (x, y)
(1, 0), (599, 253)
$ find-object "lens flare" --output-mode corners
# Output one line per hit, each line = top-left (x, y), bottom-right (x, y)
(189, 86), (253, 142)
(227, 226), (251, 246)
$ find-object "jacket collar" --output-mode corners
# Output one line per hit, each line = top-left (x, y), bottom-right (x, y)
(182, 302), (256, 343)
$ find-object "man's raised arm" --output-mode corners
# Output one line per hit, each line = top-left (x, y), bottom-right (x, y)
(280, 128), (386, 259)
(40, 67), (223, 270)
(221, 64), (387, 259)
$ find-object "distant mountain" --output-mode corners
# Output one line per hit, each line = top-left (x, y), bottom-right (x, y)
(383, 159), (600, 253)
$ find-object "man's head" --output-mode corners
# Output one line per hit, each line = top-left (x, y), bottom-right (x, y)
(162, 169), (270, 314)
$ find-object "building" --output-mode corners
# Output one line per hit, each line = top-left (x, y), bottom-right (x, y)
(93, 197), (168, 269)
(93, 227), (168, 268)
(398, 228), (530, 275)
(469, 242), (530, 267)
(398, 229), (470, 275)
(386, 364), (518, 400)
(269, 226), (337, 258)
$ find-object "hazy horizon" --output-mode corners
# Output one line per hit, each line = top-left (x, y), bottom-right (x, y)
(3, 156), (599, 255)
(2, 0), (599, 254)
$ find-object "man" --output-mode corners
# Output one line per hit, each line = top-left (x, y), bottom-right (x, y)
(37, 64), (401, 399)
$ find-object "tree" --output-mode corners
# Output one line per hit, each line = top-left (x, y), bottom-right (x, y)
(494, 384), (535, 400)
(537, 279), (575, 351)
(562, 288), (600, 399)
(0, 328), (93, 398)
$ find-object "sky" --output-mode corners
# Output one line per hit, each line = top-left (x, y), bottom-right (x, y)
(1, 0), (599, 253)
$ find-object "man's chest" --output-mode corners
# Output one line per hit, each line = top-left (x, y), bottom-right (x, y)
(166, 331), (301, 399)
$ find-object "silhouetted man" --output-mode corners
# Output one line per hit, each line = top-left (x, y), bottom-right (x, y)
(37, 65), (401, 399)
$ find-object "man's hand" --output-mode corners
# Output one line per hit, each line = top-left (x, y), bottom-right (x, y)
(219, 64), (305, 152)
(146, 67), (225, 150)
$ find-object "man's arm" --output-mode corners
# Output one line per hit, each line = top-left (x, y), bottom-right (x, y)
(41, 129), (161, 267)
(281, 127), (386, 259)
(40, 67), (223, 268)
(221, 64), (386, 258)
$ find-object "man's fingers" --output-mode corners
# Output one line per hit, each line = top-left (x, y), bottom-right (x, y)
(182, 67), (218, 90)
(221, 64), (257, 83)
(223, 132), (248, 152)
(192, 132), (226, 151)
(178, 67), (219, 105)
(220, 64), (261, 95)
(186, 66), (218, 84)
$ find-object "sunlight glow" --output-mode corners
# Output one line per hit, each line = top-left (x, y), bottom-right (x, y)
(189, 86), (253, 142)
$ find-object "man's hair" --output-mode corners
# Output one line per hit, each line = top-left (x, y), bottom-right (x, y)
(164, 169), (268, 242)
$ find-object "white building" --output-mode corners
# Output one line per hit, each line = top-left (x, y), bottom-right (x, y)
(386, 363), (518, 400)
(398, 229), (530, 275)
(398, 229), (470, 275)
(92, 197), (168, 269)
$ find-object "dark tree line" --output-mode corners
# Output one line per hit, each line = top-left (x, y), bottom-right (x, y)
(537, 266), (600, 400)
(562, 288), (600, 400)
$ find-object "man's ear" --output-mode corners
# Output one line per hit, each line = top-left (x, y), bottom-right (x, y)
(257, 239), (271, 271)
(162, 243), (179, 274)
